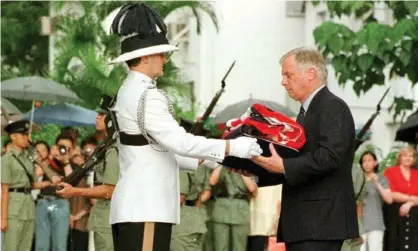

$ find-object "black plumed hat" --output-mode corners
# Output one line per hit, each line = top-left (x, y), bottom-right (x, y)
(109, 2), (178, 64)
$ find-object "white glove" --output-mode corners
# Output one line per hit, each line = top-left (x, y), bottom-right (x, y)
(202, 160), (221, 170)
(228, 137), (262, 159)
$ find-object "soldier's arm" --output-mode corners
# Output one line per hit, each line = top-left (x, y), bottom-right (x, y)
(58, 169), (114, 199)
(32, 181), (52, 189)
(197, 167), (212, 204)
(36, 161), (62, 184)
(1, 156), (11, 231)
(209, 166), (223, 186)
(57, 182), (115, 199)
(1, 183), (9, 231)
(35, 164), (44, 177)
(241, 176), (258, 197)
(199, 190), (211, 204)
(72, 148), (120, 199)
(31, 162), (53, 189)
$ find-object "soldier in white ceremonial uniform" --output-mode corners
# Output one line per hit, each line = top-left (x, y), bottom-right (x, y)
(107, 3), (263, 251)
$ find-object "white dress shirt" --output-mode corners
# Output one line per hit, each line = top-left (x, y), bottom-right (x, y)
(110, 71), (226, 224)
(302, 85), (325, 112)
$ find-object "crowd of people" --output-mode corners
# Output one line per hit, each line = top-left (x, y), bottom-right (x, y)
(1, 117), (418, 251)
(342, 147), (418, 251)
(0, 117), (280, 251)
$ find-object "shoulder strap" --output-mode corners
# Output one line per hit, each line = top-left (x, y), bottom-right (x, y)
(187, 172), (192, 195)
(11, 154), (34, 185)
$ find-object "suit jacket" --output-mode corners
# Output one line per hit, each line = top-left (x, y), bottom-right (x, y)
(258, 87), (359, 243)
(110, 71), (226, 225)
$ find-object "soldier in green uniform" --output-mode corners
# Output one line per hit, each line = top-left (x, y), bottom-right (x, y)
(170, 164), (212, 251)
(202, 166), (215, 251)
(1, 120), (51, 251)
(341, 164), (367, 251)
(56, 95), (120, 251)
(209, 166), (257, 251)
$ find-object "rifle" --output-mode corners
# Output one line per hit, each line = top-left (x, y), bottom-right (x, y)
(355, 87), (391, 150)
(187, 61), (236, 135)
(55, 99), (119, 191)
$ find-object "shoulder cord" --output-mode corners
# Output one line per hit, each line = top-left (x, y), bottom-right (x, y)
(137, 80), (176, 152)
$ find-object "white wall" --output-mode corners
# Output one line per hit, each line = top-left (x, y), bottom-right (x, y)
(178, 0), (308, 116)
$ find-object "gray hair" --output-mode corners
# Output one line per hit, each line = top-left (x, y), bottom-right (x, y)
(279, 47), (328, 85)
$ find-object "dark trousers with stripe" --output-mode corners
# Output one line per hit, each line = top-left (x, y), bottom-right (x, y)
(112, 222), (173, 251)
(285, 240), (343, 251)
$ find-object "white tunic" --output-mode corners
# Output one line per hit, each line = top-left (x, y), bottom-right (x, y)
(110, 71), (226, 224)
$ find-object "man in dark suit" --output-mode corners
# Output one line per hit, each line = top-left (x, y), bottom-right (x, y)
(252, 47), (359, 251)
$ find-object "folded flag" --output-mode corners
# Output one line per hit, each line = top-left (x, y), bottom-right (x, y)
(220, 104), (306, 182)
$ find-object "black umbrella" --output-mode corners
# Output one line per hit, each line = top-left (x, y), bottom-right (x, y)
(395, 111), (418, 143)
(211, 98), (296, 124)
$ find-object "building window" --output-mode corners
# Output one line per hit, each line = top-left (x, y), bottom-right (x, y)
(286, 1), (306, 17)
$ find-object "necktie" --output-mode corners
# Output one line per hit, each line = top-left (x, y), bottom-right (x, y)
(297, 106), (305, 124)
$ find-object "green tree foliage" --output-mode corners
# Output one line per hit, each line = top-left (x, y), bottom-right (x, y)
(313, 1), (418, 119)
(1, 1), (49, 77)
(1, 1), (49, 112)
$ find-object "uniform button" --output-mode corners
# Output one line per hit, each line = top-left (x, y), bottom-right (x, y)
(406, 221), (409, 225)
(405, 245), (409, 249)
(406, 228), (409, 232)
(405, 236), (409, 240)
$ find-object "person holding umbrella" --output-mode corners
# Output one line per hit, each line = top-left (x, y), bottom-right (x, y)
(1, 120), (51, 251)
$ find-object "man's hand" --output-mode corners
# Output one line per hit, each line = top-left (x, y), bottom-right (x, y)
(56, 182), (76, 199)
(1, 218), (7, 232)
(251, 143), (284, 174)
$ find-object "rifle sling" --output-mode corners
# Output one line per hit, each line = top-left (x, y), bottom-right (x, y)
(12, 154), (34, 185)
